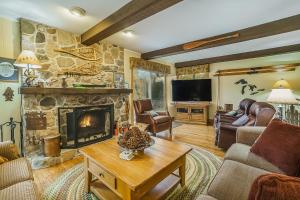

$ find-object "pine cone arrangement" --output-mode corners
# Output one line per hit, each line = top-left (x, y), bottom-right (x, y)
(118, 126), (153, 150)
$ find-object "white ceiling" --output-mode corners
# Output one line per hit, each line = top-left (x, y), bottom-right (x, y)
(0, 0), (130, 34)
(1, 0), (300, 64)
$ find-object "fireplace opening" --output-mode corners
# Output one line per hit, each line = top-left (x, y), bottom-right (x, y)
(58, 104), (114, 148)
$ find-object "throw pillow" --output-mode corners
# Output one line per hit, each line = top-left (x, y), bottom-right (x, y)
(232, 115), (249, 126)
(248, 173), (300, 200)
(225, 110), (237, 116)
(146, 111), (159, 117)
(0, 156), (8, 165)
(250, 119), (300, 176)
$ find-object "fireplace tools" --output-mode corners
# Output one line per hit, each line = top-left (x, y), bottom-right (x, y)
(0, 117), (24, 155)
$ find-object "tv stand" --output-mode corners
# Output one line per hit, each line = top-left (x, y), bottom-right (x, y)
(174, 102), (210, 125)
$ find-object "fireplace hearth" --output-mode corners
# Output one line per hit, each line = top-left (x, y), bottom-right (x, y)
(58, 104), (114, 148)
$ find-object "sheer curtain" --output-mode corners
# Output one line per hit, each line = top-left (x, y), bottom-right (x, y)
(133, 68), (166, 111)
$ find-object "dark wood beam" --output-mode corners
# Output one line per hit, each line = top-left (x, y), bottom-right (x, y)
(81, 0), (183, 45)
(175, 44), (300, 68)
(142, 14), (300, 60)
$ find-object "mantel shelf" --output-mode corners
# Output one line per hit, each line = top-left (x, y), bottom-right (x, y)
(19, 87), (133, 95)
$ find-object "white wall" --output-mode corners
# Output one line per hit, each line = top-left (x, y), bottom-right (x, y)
(208, 52), (300, 119)
(0, 17), (21, 146)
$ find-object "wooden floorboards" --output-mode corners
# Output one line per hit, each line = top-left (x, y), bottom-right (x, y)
(33, 124), (224, 194)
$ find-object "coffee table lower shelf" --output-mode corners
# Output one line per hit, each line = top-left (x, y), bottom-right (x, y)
(90, 174), (180, 200)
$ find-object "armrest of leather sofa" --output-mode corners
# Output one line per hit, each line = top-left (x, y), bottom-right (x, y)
(236, 126), (266, 146)
(220, 123), (238, 131)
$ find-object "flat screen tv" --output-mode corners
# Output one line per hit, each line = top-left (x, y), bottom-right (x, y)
(172, 79), (212, 102)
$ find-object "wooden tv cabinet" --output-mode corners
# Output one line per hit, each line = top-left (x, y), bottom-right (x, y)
(174, 102), (210, 125)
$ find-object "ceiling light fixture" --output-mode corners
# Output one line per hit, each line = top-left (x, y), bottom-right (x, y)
(69, 7), (86, 17)
(122, 30), (135, 37)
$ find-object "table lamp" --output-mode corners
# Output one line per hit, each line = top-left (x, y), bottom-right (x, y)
(14, 50), (41, 87)
(267, 79), (298, 120)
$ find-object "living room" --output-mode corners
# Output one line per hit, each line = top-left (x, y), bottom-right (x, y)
(0, 0), (300, 200)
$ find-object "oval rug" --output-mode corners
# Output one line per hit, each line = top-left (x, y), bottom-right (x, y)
(42, 147), (221, 200)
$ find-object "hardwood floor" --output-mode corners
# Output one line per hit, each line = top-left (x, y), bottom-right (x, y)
(33, 124), (224, 194)
(157, 124), (225, 157)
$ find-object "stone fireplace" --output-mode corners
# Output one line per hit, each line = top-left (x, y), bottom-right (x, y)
(58, 104), (114, 148)
(19, 18), (131, 160)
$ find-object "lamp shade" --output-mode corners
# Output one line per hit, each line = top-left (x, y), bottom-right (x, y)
(267, 89), (298, 104)
(14, 50), (41, 69)
(272, 79), (291, 89)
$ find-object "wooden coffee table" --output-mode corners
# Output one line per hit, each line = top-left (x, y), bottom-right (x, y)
(80, 137), (192, 200)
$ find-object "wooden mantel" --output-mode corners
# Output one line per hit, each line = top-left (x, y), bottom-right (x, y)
(19, 87), (133, 95)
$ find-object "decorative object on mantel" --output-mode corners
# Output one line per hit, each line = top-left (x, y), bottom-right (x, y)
(25, 111), (47, 130)
(214, 63), (300, 76)
(54, 47), (101, 61)
(235, 79), (265, 95)
(57, 62), (101, 76)
(267, 79), (298, 120)
(72, 83), (106, 88)
(3, 87), (14, 101)
(0, 57), (19, 82)
(183, 33), (239, 50)
(118, 126), (154, 158)
(113, 72), (125, 88)
(14, 50), (42, 87)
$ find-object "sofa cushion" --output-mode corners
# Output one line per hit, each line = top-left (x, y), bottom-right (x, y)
(250, 119), (300, 176)
(207, 160), (269, 200)
(153, 115), (170, 124)
(0, 156), (9, 164)
(232, 115), (249, 126)
(225, 143), (283, 174)
(0, 141), (19, 161)
(248, 173), (300, 200)
(0, 180), (39, 200)
(0, 158), (33, 189)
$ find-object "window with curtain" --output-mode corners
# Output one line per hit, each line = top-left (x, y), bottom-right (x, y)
(133, 68), (166, 111)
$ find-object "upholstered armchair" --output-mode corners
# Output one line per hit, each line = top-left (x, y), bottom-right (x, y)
(216, 102), (276, 150)
(133, 99), (172, 136)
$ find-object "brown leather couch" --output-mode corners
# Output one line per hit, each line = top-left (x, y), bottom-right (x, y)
(133, 99), (172, 135)
(214, 98), (256, 145)
(216, 102), (275, 150)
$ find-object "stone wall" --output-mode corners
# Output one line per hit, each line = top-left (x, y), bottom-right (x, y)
(20, 19), (128, 155)
(21, 19), (124, 87)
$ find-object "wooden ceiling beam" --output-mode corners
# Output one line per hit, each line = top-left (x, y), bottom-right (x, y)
(175, 44), (300, 68)
(142, 14), (300, 60)
(81, 0), (183, 45)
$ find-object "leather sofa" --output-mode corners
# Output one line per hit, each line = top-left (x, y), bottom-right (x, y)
(0, 141), (39, 200)
(214, 98), (256, 145)
(214, 98), (256, 125)
(133, 99), (172, 135)
(216, 102), (275, 150)
(198, 126), (287, 200)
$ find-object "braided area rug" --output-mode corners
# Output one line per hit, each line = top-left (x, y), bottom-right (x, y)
(42, 147), (221, 200)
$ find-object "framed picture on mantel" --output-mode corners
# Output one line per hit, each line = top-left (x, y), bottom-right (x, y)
(0, 57), (19, 82)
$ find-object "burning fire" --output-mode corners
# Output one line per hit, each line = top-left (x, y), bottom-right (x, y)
(79, 115), (92, 128)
